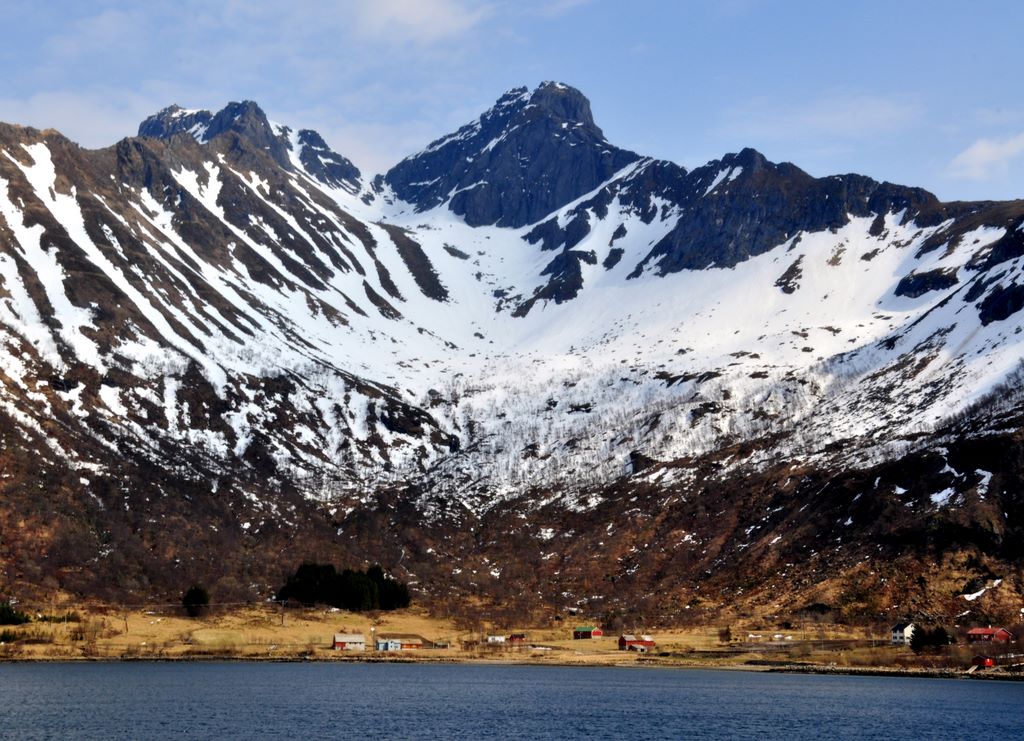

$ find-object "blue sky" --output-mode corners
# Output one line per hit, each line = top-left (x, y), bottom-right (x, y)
(2, 0), (1021, 201)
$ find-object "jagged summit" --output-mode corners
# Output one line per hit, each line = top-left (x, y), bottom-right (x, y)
(293, 128), (361, 191)
(384, 81), (641, 227)
(139, 100), (266, 139)
(209, 100), (292, 167)
(529, 81), (600, 133)
(137, 100), (361, 191)
(138, 100), (288, 165)
(138, 104), (214, 140)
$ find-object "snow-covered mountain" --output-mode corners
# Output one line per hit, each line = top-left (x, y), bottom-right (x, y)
(1, 82), (1022, 619)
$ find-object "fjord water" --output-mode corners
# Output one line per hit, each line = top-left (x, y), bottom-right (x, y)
(1, 663), (1021, 739)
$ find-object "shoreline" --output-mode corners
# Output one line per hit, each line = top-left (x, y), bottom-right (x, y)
(3, 653), (1022, 681)
(766, 664), (1024, 682)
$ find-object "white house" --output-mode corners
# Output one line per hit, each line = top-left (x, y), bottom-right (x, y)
(486, 635), (507, 644)
(891, 622), (915, 645)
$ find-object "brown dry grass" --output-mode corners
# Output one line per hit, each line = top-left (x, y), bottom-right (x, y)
(0, 602), (928, 670)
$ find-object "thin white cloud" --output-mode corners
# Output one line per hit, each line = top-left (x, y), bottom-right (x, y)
(724, 93), (921, 141)
(949, 132), (1024, 180)
(349, 0), (493, 44)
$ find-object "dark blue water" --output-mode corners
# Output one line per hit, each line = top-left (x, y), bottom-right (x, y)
(0, 663), (1021, 739)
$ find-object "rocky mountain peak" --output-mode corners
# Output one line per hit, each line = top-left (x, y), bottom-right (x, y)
(529, 81), (598, 132)
(206, 100), (268, 132)
(294, 128), (362, 192)
(137, 104), (214, 140)
(384, 81), (640, 227)
(724, 146), (770, 173)
(471, 81), (597, 134)
(202, 100), (291, 167)
(137, 100), (357, 181)
(137, 100), (280, 147)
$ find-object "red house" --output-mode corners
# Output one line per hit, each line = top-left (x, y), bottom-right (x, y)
(573, 626), (603, 639)
(972, 655), (997, 668)
(332, 633), (366, 651)
(618, 634), (656, 651)
(967, 627), (1014, 643)
(508, 633), (527, 644)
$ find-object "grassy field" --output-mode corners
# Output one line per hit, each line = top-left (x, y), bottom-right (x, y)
(0, 601), (960, 672)
(2, 603), (460, 660)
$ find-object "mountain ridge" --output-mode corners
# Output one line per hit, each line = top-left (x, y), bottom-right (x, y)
(0, 82), (1021, 626)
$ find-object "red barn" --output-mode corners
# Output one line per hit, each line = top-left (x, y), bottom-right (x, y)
(967, 627), (1014, 643)
(618, 634), (656, 651)
(573, 626), (603, 639)
(332, 633), (366, 651)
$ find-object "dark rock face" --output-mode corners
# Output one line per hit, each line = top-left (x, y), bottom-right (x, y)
(775, 256), (804, 294)
(204, 101), (293, 168)
(510, 158), (691, 314)
(502, 133), (1010, 315)
(384, 82), (641, 227)
(139, 100), (289, 167)
(979, 283), (1024, 325)
(137, 105), (213, 140)
(295, 129), (361, 191)
(973, 213), (1024, 270)
(522, 159), (691, 251)
(508, 146), (947, 312)
(385, 83), (953, 288)
(139, 102), (359, 187)
(377, 223), (448, 302)
(512, 249), (596, 317)
(631, 150), (942, 275)
(895, 268), (960, 298)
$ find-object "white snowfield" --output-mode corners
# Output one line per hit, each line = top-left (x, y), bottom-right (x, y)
(0, 120), (1021, 517)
